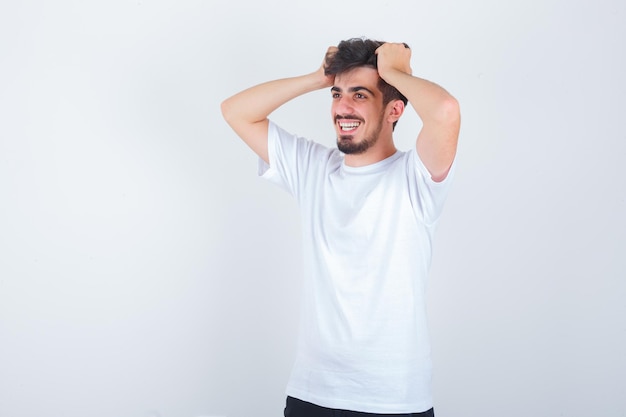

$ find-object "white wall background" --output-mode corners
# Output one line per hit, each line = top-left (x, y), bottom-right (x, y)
(1, 1), (624, 416)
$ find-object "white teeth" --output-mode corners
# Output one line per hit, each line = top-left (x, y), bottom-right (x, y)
(339, 122), (360, 131)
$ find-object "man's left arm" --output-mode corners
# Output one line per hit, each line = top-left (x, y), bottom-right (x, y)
(376, 43), (460, 182)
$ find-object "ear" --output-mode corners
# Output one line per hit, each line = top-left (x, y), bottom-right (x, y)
(386, 100), (405, 124)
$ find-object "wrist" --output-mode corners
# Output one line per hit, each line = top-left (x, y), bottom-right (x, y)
(379, 68), (410, 87)
(310, 67), (333, 90)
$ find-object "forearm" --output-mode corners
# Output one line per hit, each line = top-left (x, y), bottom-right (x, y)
(382, 69), (459, 125)
(221, 71), (328, 126)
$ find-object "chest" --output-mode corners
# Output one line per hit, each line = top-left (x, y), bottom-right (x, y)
(305, 169), (418, 248)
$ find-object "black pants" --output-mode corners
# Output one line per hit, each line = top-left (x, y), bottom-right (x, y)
(284, 396), (435, 417)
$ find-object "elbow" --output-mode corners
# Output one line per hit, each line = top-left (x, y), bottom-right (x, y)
(220, 98), (234, 124)
(439, 96), (461, 126)
(430, 96), (460, 134)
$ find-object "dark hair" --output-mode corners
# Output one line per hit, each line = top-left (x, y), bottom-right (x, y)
(324, 37), (408, 107)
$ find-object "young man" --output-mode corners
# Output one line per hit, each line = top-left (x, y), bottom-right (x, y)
(221, 38), (460, 417)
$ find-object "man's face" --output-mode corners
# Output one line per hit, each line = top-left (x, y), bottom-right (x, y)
(331, 67), (386, 155)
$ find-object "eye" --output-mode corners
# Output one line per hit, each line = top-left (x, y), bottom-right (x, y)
(332, 92), (341, 99)
(355, 93), (366, 99)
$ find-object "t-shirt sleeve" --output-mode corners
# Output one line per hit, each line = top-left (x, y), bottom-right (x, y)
(258, 120), (328, 199)
(407, 149), (456, 226)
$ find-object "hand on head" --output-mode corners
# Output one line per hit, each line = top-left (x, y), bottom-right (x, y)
(318, 46), (338, 88)
(375, 42), (412, 79)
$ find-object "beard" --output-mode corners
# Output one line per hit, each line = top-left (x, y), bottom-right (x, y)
(337, 134), (377, 154)
(336, 111), (385, 155)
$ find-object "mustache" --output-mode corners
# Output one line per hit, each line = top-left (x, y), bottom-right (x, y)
(335, 114), (365, 122)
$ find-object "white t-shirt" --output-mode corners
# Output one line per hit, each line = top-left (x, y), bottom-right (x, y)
(259, 121), (455, 413)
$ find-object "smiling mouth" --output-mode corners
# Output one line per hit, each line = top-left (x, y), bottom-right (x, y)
(338, 121), (361, 132)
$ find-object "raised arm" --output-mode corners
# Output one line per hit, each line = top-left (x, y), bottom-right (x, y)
(376, 43), (460, 182)
(221, 48), (337, 164)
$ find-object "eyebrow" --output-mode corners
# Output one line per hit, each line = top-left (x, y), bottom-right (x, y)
(331, 86), (377, 96)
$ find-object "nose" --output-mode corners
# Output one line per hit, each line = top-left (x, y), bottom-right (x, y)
(333, 95), (355, 116)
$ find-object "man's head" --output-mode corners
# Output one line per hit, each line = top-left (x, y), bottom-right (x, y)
(324, 38), (408, 156)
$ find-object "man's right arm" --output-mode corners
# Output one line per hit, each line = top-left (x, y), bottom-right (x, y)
(221, 48), (336, 164)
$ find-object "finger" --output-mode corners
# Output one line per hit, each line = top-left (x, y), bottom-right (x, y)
(324, 46), (339, 74)
(325, 46), (338, 60)
(375, 42), (409, 53)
